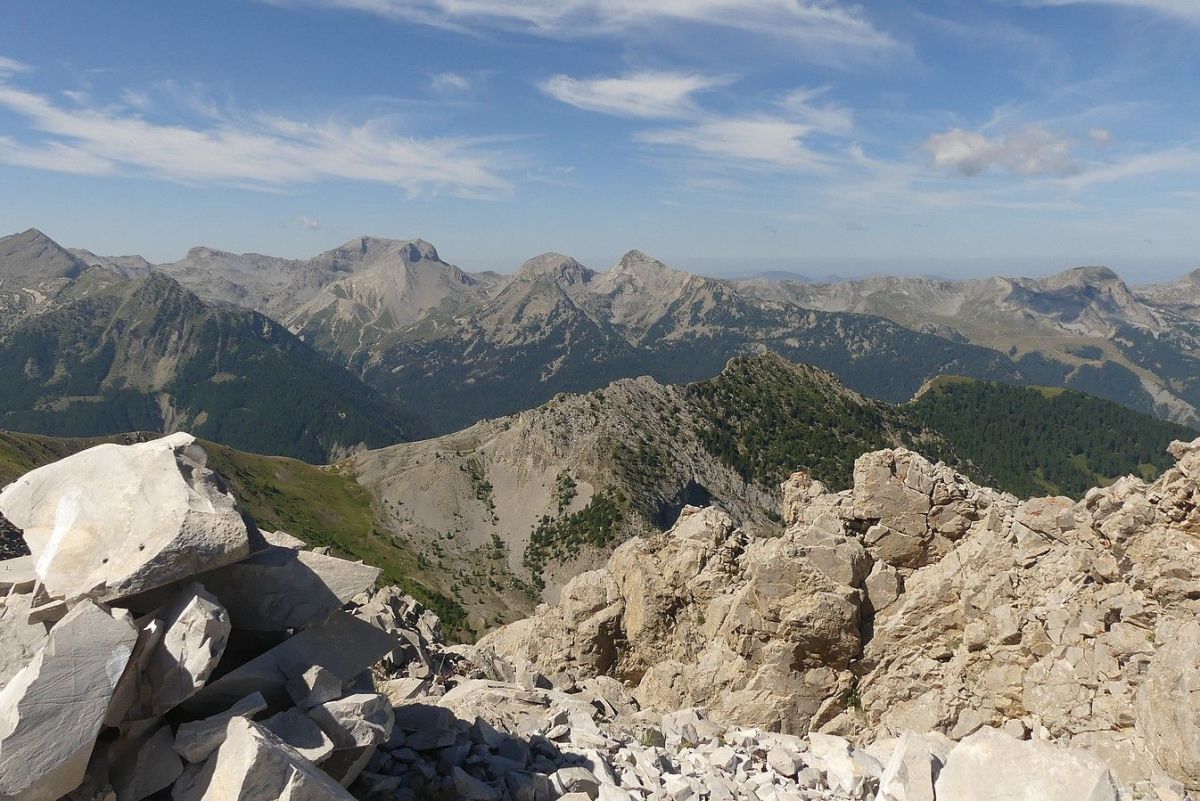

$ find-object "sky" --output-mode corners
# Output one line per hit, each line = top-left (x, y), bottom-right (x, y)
(0, 1), (1198, 280)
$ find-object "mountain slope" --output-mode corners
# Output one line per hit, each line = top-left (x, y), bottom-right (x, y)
(0, 268), (425, 461)
(910, 376), (1196, 497)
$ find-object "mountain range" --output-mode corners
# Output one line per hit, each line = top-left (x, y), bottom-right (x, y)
(6, 226), (1200, 452)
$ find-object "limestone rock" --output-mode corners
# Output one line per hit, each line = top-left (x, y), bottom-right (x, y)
(260, 708), (335, 764)
(147, 584), (231, 712)
(183, 612), (397, 714)
(174, 717), (356, 801)
(1136, 620), (1200, 790)
(197, 547), (380, 631)
(934, 727), (1118, 801)
(0, 555), (36, 593)
(174, 692), (268, 763)
(308, 693), (395, 749)
(0, 591), (49, 686)
(110, 725), (184, 801)
(0, 433), (250, 602)
(0, 600), (138, 801)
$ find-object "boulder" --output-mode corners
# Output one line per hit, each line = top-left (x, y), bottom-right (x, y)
(308, 693), (394, 749)
(147, 584), (231, 712)
(877, 731), (941, 801)
(0, 600), (138, 801)
(110, 725), (184, 801)
(0, 433), (250, 602)
(934, 727), (1118, 801)
(0, 555), (36, 593)
(174, 692), (268, 763)
(197, 547), (380, 631)
(1136, 620), (1200, 790)
(174, 717), (356, 801)
(260, 708), (335, 764)
(182, 612), (397, 714)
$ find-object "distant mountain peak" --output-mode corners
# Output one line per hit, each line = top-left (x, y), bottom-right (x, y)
(0, 227), (87, 283)
(1044, 265), (1122, 288)
(343, 236), (441, 265)
(515, 252), (594, 286)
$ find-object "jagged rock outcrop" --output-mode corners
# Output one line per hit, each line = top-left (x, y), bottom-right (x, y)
(479, 437), (1200, 796)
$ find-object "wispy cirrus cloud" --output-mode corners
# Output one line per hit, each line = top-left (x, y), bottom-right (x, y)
(264, 0), (898, 56)
(0, 69), (515, 197)
(539, 72), (730, 119)
(1010, 0), (1200, 22)
(541, 71), (852, 173)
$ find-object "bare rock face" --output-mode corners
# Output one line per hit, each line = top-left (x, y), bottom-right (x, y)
(0, 600), (138, 801)
(0, 432), (250, 602)
(480, 437), (1200, 794)
(480, 504), (861, 733)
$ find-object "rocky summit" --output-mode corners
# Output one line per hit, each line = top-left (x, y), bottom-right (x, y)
(1, 434), (1200, 801)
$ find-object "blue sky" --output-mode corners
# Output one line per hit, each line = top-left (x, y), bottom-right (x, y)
(0, 0), (1198, 279)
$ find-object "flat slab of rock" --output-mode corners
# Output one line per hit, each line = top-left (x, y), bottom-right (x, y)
(197, 547), (380, 630)
(0, 600), (138, 801)
(0, 592), (49, 686)
(935, 727), (1118, 801)
(0, 555), (36, 593)
(175, 717), (356, 801)
(182, 612), (397, 715)
(0, 433), (250, 602)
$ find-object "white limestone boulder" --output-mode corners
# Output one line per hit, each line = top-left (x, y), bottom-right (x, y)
(196, 547), (380, 631)
(0, 600), (139, 801)
(174, 717), (356, 801)
(0, 433), (250, 602)
(934, 727), (1118, 801)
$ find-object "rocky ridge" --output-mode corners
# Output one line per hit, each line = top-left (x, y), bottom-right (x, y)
(0, 431), (1189, 801)
(477, 437), (1200, 798)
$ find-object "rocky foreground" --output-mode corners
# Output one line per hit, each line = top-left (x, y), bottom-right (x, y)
(0, 433), (1198, 800)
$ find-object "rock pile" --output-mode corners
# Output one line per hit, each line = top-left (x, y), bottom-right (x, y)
(0, 433), (437, 801)
(478, 439), (1200, 799)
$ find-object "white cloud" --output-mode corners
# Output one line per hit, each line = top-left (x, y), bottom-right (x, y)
(120, 89), (153, 110)
(923, 125), (1077, 177)
(1089, 128), (1112, 146)
(1012, 0), (1200, 22)
(637, 117), (829, 172)
(539, 72), (728, 119)
(264, 0), (897, 54)
(0, 56), (27, 76)
(541, 71), (852, 173)
(431, 72), (471, 92)
(0, 73), (513, 197)
(298, 216), (322, 229)
(1061, 146), (1200, 190)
